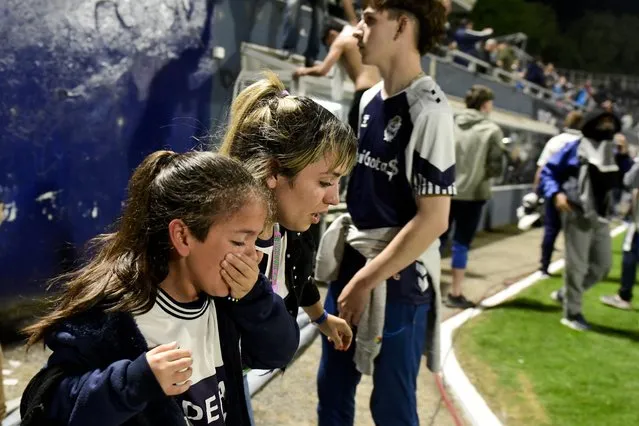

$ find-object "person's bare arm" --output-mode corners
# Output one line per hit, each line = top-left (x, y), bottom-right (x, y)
(294, 41), (345, 77)
(342, 0), (358, 26)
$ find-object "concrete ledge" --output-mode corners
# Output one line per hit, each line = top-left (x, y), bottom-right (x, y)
(2, 398), (20, 426)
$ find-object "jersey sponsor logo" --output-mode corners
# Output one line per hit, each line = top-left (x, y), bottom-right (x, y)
(179, 375), (227, 425)
(357, 149), (399, 181)
(361, 114), (371, 128)
(384, 115), (402, 142)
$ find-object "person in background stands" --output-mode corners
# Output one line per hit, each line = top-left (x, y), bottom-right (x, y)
(453, 19), (493, 58)
(279, 0), (328, 67)
(600, 159), (639, 311)
(440, 85), (506, 309)
(294, 19), (381, 132)
(540, 110), (632, 331)
(533, 111), (584, 277)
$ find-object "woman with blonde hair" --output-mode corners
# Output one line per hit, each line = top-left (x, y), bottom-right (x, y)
(220, 72), (357, 354)
(220, 72), (357, 349)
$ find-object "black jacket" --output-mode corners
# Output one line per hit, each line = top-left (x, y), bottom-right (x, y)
(20, 276), (299, 426)
(260, 228), (321, 318)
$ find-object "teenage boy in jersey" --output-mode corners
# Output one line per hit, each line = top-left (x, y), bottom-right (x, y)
(316, 1), (453, 424)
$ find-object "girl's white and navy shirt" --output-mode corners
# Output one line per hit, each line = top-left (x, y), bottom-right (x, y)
(135, 289), (227, 425)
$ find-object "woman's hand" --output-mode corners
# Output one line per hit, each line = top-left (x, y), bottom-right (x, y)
(318, 314), (353, 351)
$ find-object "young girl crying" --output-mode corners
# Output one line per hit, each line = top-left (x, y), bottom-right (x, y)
(20, 151), (299, 426)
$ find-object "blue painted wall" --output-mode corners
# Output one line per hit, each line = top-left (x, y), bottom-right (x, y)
(0, 0), (320, 299)
(0, 0), (547, 300)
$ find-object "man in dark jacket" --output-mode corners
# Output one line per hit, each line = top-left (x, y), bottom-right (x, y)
(453, 19), (493, 57)
(540, 109), (632, 331)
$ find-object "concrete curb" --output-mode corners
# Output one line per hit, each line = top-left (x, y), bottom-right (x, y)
(1, 398), (20, 426)
(440, 224), (627, 426)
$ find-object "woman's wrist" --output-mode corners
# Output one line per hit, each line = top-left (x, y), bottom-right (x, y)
(312, 310), (329, 325)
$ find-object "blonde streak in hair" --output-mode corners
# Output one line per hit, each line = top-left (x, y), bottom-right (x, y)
(262, 70), (286, 92)
(243, 156), (271, 185)
(283, 149), (318, 177)
(220, 74), (281, 155)
(331, 141), (357, 174)
(316, 124), (356, 175)
(278, 118), (356, 178)
(275, 96), (299, 114)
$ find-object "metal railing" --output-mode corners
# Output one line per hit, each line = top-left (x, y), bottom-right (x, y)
(557, 68), (639, 92)
(439, 48), (585, 112)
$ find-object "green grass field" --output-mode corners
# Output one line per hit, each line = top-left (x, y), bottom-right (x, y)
(455, 235), (639, 426)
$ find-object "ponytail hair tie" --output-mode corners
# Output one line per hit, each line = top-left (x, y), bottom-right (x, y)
(279, 90), (290, 98)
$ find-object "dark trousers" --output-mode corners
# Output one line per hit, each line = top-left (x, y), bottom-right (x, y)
(281, 0), (326, 63)
(540, 200), (562, 273)
(439, 199), (486, 269)
(620, 228), (639, 302)
(317, 246), (429, 426)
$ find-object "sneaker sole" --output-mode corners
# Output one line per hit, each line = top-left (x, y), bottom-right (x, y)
(600, 298), (631, 310)
(560, 318), (589, 331)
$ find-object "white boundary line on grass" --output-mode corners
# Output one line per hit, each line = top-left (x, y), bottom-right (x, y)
(440, 223), (627, 426)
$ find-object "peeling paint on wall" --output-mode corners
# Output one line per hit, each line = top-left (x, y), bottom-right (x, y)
(35, 190), (61, 203)
(2, 202), (18, 223)
(1, 0), (299, 298)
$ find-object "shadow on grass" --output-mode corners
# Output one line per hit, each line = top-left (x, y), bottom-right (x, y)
(483, 297), (639, 344)
(603, 275), (622, 284)
(485, 297), (562, 313)
(589, 322), (639, 343)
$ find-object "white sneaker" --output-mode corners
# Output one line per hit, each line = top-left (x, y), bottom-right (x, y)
(560, 313), (591, 331)
(600, 294), (632, 310)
